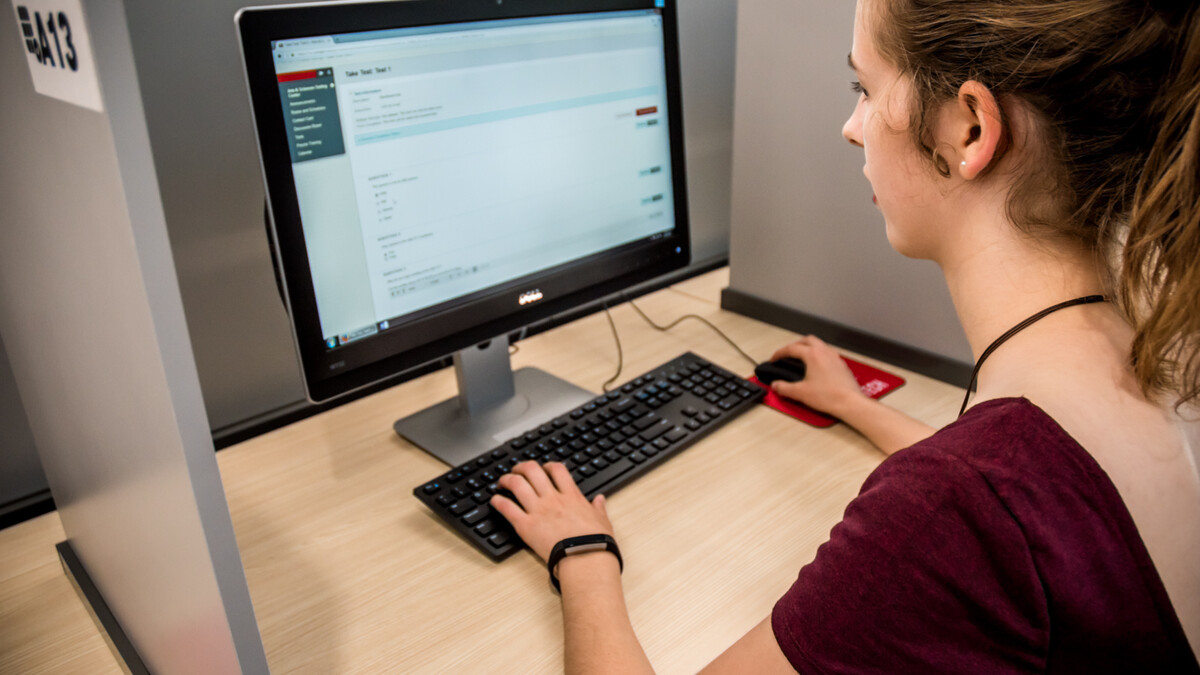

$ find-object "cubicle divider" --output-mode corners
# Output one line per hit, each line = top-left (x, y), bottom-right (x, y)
(0, 1), (268, 671)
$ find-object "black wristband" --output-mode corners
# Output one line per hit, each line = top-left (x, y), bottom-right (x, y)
(547, 534), (622, 593)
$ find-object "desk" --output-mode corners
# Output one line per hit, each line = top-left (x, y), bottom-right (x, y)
(0, 269), (962, 674)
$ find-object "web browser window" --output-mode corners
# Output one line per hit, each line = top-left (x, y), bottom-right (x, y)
(271, 11), (676, 347)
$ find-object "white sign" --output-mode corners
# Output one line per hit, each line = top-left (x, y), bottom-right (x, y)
(11, 0), (102, 112)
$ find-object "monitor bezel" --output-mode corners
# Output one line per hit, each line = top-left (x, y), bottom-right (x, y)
(238, 0), (690, 402)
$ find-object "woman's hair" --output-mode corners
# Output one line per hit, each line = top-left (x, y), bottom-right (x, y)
(870, 0), (1200, 407)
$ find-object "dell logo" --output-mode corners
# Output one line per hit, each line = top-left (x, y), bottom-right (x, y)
(518, 289), (544, 306)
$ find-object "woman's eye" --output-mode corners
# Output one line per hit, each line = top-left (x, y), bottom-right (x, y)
(850, 80), (867, 97)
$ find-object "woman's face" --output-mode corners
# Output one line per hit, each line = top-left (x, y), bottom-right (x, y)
(843, 0), (955, 261)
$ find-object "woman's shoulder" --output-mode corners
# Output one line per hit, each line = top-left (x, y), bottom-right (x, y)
(884, 397), (1136, 558)
(870, 397), (1103, 503)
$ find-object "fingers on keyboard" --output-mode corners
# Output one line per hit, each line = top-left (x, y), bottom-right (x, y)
(544, 462), (580, 494)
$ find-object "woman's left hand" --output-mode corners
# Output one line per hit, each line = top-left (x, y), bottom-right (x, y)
(490, 461), (615, 562)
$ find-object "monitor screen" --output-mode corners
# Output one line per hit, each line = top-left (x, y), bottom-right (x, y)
(238, 0), (689, 406)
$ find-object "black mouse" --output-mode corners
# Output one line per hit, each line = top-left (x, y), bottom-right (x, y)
(755, 357), (806, 385)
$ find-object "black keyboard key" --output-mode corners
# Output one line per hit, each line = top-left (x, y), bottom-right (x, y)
(488, 532), (511, 548)
(639, 419), (672, 441)
(475, 520), (496, 537)
(612, 398), (636, 414)
(449, 500), (472, 515)
(422, 482), (440, 494)
(577, 457), (635, 496)
(462, 506), (489, 525)
(633, 414), (660, 431)
(665, 427), (688, 443)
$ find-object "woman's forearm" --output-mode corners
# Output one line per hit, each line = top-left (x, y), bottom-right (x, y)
(829, 394), (937, 455)
(558, 552), (655, 675)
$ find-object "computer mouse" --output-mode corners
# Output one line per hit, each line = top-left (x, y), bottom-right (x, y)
(755, 357), (806, 385)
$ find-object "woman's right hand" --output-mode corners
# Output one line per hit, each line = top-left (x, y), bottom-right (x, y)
(769, 336), (864, 417)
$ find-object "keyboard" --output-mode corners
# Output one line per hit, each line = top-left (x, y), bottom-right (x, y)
(414, 352), (766, 560)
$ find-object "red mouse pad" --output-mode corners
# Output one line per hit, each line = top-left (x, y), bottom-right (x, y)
(749, 357), (905, 428)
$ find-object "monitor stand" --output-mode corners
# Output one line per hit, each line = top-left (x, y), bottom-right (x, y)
(394, 336), (596, 467)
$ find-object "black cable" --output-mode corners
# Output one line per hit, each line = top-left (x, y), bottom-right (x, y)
(601, 305), (624, 392)
(623, 293), (759, 368)
(959, 294), (1107, 416)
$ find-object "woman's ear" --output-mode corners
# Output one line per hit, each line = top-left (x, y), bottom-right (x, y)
(949, 80), (1003, 180)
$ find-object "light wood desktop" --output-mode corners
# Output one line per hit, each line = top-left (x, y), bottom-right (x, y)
(0, 269), (963, 674)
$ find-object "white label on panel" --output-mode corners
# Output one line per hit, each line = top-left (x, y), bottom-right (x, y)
(11, 0), (102, 112)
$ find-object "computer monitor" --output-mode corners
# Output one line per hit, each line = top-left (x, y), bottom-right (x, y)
(237, 0), (690, 466)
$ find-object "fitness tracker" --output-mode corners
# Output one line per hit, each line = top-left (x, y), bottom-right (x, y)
(547, 534), (623, 592)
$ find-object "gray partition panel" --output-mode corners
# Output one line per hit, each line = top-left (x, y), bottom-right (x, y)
(727, 0), (972, 369)
(0, 332), (45, 511)
(0, 1), (267, 672)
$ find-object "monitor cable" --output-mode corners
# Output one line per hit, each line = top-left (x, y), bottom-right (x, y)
(601, 304), (624, 392)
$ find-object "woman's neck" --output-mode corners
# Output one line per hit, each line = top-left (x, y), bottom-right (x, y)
(939, 226), (1107, 365)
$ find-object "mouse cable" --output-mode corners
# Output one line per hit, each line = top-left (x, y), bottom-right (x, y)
(600, 293), (759, 391)
(624, 295), (753, 367)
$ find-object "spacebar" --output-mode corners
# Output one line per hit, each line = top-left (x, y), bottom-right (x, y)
(577, 458), (635, 497)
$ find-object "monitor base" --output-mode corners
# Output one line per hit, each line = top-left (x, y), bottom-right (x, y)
(395, 341), (595, 467)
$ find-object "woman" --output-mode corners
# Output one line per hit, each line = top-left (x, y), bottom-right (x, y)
(490, 0), (1200, 671)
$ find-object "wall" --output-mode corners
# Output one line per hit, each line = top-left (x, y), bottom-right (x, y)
(726, 0), (972, 371)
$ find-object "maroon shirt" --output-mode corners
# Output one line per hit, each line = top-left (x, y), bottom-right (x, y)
(771, 398), (1197, 673)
